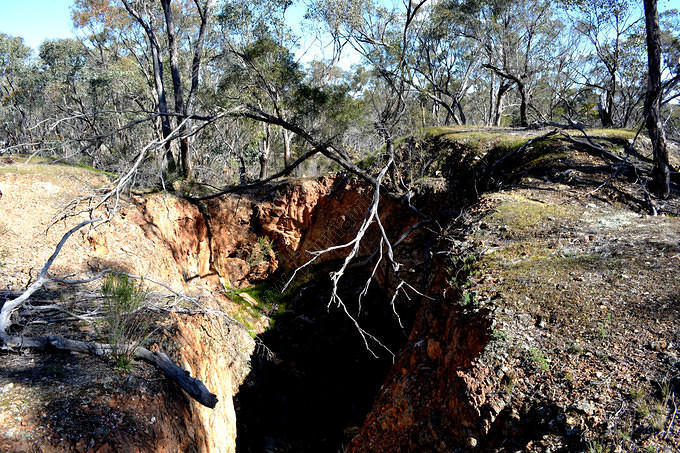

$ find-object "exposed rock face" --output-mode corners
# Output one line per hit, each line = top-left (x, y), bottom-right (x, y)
(139, 194), (212, 281)
(2, 163), (482, 453)
(162, 313), (252, 453)
(348, 300), (497, 452)
(134, 178), (490, 453)
(0, 163), (255, 453)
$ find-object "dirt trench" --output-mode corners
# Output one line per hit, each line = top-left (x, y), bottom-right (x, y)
(120, 130), (680, 452)
(0, 162), (501, 452)
(145, 176), (498, 453)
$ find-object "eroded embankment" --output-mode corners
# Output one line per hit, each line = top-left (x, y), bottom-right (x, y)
(0, 160), (254, 453)
(131, 129), (680, 452)
(0, 156), (531, 452)
(135, 175), (500, 452)
(166, 177), (498, 452)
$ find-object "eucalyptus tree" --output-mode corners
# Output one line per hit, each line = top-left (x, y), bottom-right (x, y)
(306, 0), (429, 174)
(644, 0), (671, 197)
(73, 0), (214, 178)
(216, 0), (300, 178)
(447, 0), (560, 127)
(406, 1), (478, 126)
(0, 34), (39, 150)
(564, 0), (644, 127)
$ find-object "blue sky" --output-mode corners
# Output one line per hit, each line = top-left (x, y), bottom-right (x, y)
(0, 0), (358, 68)
(0, 0), (76, 50)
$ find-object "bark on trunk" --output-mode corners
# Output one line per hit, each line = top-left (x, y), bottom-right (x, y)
(456, 100), (467, 125)
(494, 83), (510, 127)
(518, 82), (528, 127)
(644, 0), (671, 198)
(283, 129), (293, 168)
(121, 0), (176, 173)
(259, 124), (271, 180)
(161, 0), (192, 179)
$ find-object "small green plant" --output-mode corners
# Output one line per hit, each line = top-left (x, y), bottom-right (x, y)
(650, 402), (667, 431)
(597, 323), (607, 338)
(615, 428), (631, 443)
(504, 376), (515, 396)
(448, 254), (478, 287)
(568, 343), (584, 354)
(586, 440), (605, 453)
(247, 236), (274, 266)
(460, 290), (475, 306)
(529, 346), (550, 371)
(635, 398), (652, 419)
(491, 329), (506, 341)
(630, 385), (646, 403)
(101, 273), (151, 369)
(114, 355), (133, 371)
(597, 313), (612, 339)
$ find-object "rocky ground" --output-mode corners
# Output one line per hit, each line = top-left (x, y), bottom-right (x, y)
(347, 127), (680, 453)
(467, 182), (680, 452)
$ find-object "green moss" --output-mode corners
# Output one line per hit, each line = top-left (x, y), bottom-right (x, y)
(585, 128), (636, 140)
(69, 162), (117, 178)
(226, 283), (286, 322)
(484, 195), (578, 234)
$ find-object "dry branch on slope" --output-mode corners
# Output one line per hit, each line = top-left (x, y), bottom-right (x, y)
(0, 218), (219, 408)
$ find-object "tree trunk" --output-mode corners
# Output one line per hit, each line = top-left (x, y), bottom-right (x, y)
(598, 90), (614, 128)
(643, 0), (671, 198)
(161, 0), (191, 179)
(283, 129), (293, 168)
(259, 124), (271, 180)
(150, 31), (175, 172)
(488, 72), (496, 126)
(121, 0), (176, 174)
(494, 83), (510, 127)
(456, 100), (466, 125)
(517, 82), (528, 127)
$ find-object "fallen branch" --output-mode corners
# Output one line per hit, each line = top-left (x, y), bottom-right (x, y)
(0, 218), (101, 334)
(558, 130), (631, 165)
(1, 334), (218, 408)
(0, 218), (219, 409)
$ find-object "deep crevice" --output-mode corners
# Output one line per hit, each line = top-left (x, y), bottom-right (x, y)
(235, 263), (418, 453)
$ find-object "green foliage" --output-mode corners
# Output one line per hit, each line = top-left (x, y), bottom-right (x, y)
(460, 290), (476, 307)
(568, 343), (584, 354)
(597, 313), (612, 339)
(447, 254), (478, 288)
(504, 375), (515, 395)
(491, 329), (506, 341)
(247, 236), (274, 266)
(224, 282), (288, 337)
(586, 440), (605, 453)
(101, 273), (151, 369)
(528, 346), (550, 371)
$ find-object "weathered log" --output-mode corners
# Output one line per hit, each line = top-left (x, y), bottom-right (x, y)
(0, 217), (218, 408)
(1, 333), (218, 408)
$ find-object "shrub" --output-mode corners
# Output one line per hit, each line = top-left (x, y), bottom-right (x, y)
(247, 236), (274, 267)
(101, 273), (151, 369)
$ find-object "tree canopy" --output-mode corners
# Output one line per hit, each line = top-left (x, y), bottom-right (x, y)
(0, 0), (677, 193)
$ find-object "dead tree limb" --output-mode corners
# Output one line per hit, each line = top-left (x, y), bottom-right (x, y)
(1, 334), (218, 408)
(0, 218), (100, 334)
(486, 129), (560, 181)
(0, 218), (219, 409)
